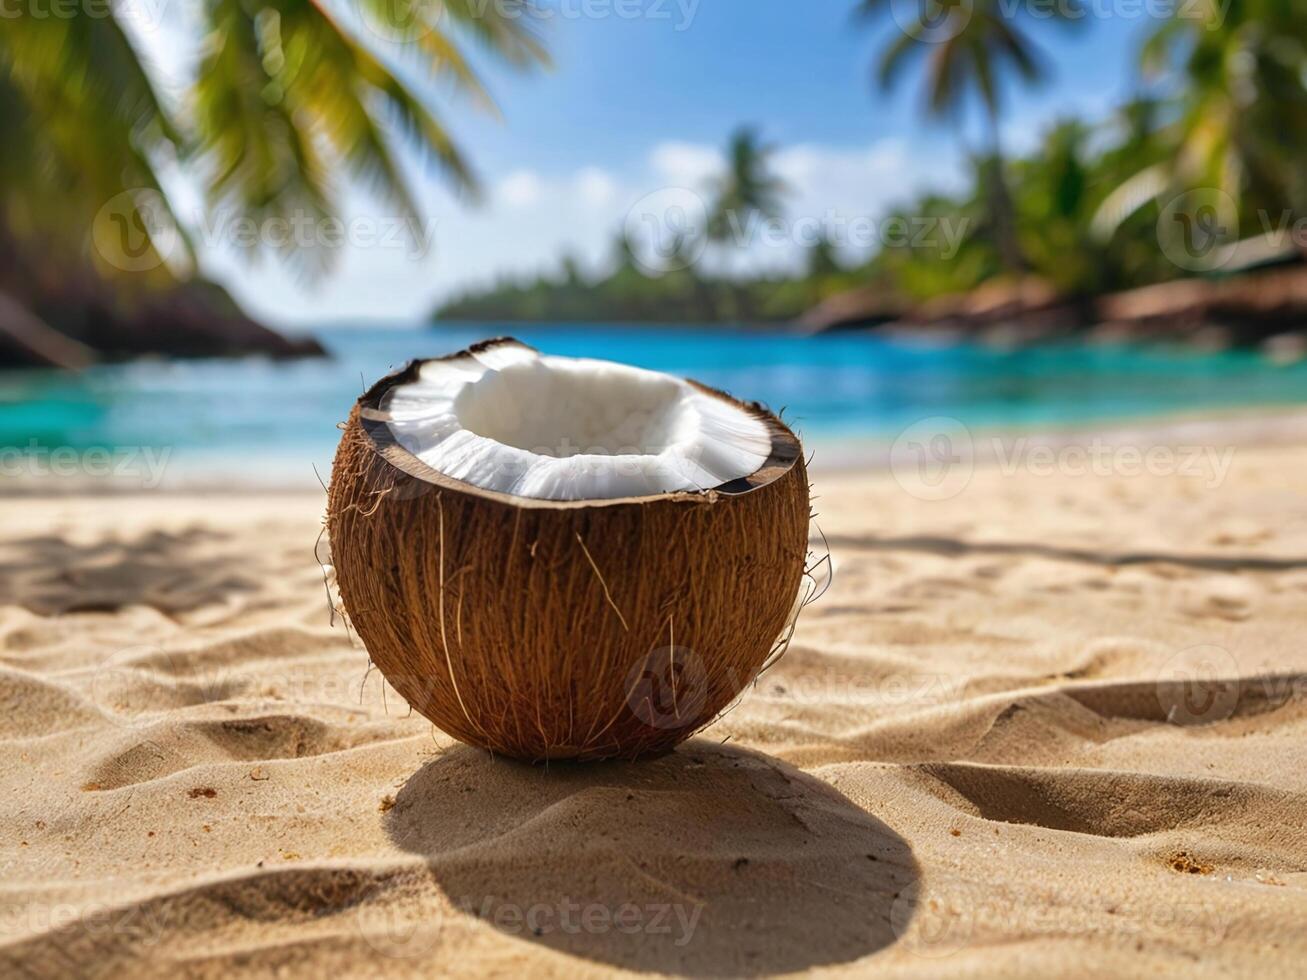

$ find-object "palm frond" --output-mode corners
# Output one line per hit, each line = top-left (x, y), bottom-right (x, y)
(0, 0), (546, 280)
(877, 30), (922, 92)
(988, 17), (1043, 85)
(438, 0), (549, 66)
(0, 9), (191, 275)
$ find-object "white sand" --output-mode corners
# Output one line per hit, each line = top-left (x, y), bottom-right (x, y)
(2, 439), (1307, 976)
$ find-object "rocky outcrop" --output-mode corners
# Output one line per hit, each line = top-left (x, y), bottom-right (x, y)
(0, 275), (324, 370)
(1093, 265), (1307, 346)
(0, 227), (325, 369)
(805, 266), (1307, 350)
(900, 277), (1090, 346)
(31, 278), (326, 363)
(799, 285), (904, 333)
(0, 292), (96, 369)
(805, 276), (1090, 344)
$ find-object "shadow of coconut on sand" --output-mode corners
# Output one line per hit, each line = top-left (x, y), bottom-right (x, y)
(383, 740), (917, 976)
(333, 341), (916, 972)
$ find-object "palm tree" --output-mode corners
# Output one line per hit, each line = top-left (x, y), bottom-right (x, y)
(1146, 0), (1307, 225)
(707, 127), (788, 244)
(1088, 2), (1307, 271)
(1008, 118), (1126, 295)
(705, 126), (788, 320)
(806, 229), (844, 280)
(860, 0), (1082, 272)
(803, 228), (848, 305)
(0, 1), (546, 362)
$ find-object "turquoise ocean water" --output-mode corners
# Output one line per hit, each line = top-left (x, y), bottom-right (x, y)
(4, 323), (1307, 486)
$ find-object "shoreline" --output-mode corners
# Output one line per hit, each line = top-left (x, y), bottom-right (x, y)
(808, 402), (1307, 473)
(5, 402), (1306, 496)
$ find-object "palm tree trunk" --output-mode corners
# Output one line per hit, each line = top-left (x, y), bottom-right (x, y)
(983, 107), (1027, 273)
(699, 277), (723, 321)
(732, 278), (754, 324)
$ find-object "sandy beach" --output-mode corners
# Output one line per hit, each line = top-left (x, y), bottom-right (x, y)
(3, 434), (1307, 977)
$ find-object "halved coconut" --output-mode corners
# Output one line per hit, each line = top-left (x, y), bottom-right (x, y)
(327, 338), (809, 761)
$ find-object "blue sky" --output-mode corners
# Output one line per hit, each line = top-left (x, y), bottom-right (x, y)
(154, 1), (1159, 326)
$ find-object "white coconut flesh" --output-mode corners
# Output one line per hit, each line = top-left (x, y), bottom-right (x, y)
(381, 340), (775, 501)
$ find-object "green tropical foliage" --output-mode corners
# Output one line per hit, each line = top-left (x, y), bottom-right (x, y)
(888, 0), (1307, 300)
(439, 2), (1307, 329)
(4, 2), (1307, 347)
(439, 126), (830, 324)
(706, 127), (788, 242)
(1099, 0), (1307, 242)
(860, 0), (1083, 270)
(0, 0), (546, 361)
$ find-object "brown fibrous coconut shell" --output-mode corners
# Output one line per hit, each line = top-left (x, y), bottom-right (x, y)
(327, 339), (810, 762)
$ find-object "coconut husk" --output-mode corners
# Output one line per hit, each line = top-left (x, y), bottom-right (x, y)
(327, 343), (810, 762)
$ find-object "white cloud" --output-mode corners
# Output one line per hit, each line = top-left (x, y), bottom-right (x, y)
(773, 139), (908, 187)
(574, 167), (618, 208)
(205, 138), (964, 324)
(647, 137), (953, 223)
(650, 142), (725, 188)
(772, 139), (942, 227)
(635, 137), (963, 276)
(495, 170), (545, 208)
